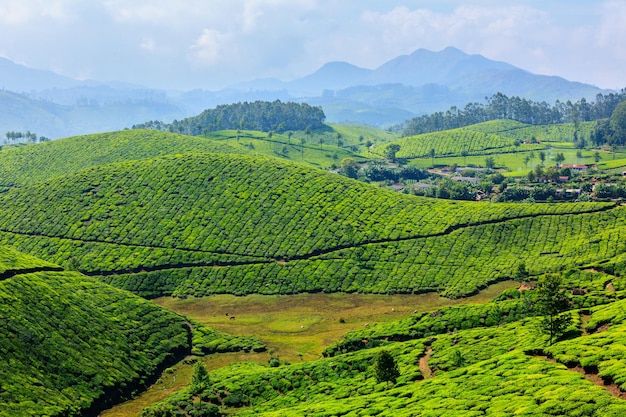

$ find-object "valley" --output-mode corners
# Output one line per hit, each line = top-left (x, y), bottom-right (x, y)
(103, 281), (516, 416)
(0, 95), (625, 416)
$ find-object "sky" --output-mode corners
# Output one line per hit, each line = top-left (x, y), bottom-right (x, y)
(0, 0), (625, 91)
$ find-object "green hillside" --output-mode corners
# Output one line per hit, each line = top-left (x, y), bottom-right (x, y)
(142, 294), (626, 417)
(0, 129), (243, 187)
(0, 246), (191, 417)
(1, 127), (625, 416)
(390, 120), (596, 161)
(0, 150), (622, 298)
(0, 244), (267, 417)
(394, 127), (540, 159)
(203, 129), (360, 168)
(465, 119), (596, 143)
(0, 244), (59, 274)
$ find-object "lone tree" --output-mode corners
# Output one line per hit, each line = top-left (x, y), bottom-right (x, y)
(384, 144), (401, 162)
(535, 274), (573, 345)
(514, 262), (529, 282)
(554, 152), (565, 168)
(190, 361), (211, 394)
(339, 158), (359, 179)
(375, 349), (400, 387)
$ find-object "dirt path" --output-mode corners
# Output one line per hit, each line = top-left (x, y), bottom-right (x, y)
(532, 354), (625, 400)
(419, 345), (434, 379)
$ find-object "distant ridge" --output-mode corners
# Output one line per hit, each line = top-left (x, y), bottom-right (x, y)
(0, 47), (615, 136)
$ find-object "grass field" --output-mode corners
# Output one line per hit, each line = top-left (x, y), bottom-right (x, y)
(101, 281), (516, 417)
(153, 281), (518, 362)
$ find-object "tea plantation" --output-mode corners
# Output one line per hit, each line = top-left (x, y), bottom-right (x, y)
(0, 145), (621, 298)
(1, 128), (625, 416)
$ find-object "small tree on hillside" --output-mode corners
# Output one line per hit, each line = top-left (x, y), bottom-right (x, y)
(339, 158), (359, 179)
(554, 152), (565, 168)
(535, 274), (573, 345)
(384, 144), (401, 162)
(514, 262), (529, 282)
(191, 362), (211, 394)
(375, 349), (400, 388)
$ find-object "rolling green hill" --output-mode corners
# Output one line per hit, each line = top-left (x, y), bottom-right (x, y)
(0, 244), (267, 417)
(465, 119), (596, 143)
(1, 128), (625, 415)
(0, 246), (192, 417)
(0, 129), (243, 187)
(394, 127), (540, 159)
(390, 120), (596, 161)
(0, 148), (622, 298)
(142, 293), (626, 417)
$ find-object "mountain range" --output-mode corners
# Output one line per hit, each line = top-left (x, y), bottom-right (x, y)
(0, 47), (613, 139)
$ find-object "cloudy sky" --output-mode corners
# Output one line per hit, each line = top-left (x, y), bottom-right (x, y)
(0, 0), (624, 91)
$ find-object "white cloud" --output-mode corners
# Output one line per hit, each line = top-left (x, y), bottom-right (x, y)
(0, 0), (624, 90)
(189, 29), (230, 67)
(0, 0), (77, 24)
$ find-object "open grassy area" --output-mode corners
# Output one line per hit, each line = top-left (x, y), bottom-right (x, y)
(154, 282), (517, 363)
(101, 352), (271, 417)
(102, 282), (515, 417)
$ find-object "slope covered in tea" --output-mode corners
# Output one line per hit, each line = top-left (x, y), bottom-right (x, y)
(0, 151), (621, 298)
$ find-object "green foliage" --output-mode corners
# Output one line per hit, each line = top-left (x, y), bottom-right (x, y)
(535, 274), (574, 345)
(610, 100), (626, 144)
(135, 100), (327, 134)
(0, 265), (190, 417)
(0, 149), (622, 299)
(383, 143), (401, 161)
(192, 325), (266, 355)
(374, 350), (400, 386)
(325, 297), (537, 356)
(546, 320), (626, 392)
(0, 245), (58, 275)
(402, 90), (625, 136)
(0, 129), (243, 187)
(338, 157), (359, 178)
(191, 362), (211, 394)
(395, 127), (529, 159)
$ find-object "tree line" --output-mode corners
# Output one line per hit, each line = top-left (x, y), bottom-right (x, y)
(133, 100), (327, 135)
(4, 130), (50, 145)
(402, 90), (626, 138)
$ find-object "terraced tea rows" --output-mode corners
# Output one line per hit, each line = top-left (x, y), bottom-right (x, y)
(0, 151), (621, 298)
(0, 130), (243, 187)
(394, 128), (539, 158)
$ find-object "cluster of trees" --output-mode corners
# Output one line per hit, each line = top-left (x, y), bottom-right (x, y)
(590, 100), (626, 145)
(4, 130), (49, 144)
(133, 100), (326, 135)
(402, 90), (626, 137)
(339, 158), (429, 183)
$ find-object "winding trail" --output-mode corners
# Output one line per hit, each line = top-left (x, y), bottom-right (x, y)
(530, 353), (625, 400)
(419, 345), (434, 379)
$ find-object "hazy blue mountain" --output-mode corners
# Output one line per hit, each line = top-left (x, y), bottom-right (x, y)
(0, 89), (185, 140)
(288, 62), (372, 95)
(364, 46), (515, 86)
(0, 47), (616, 136)
(0, 57), (84, 92)
(230, 47), (610, 125)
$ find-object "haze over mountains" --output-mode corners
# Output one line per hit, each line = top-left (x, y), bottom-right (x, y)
(0, 47), (613, 139)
